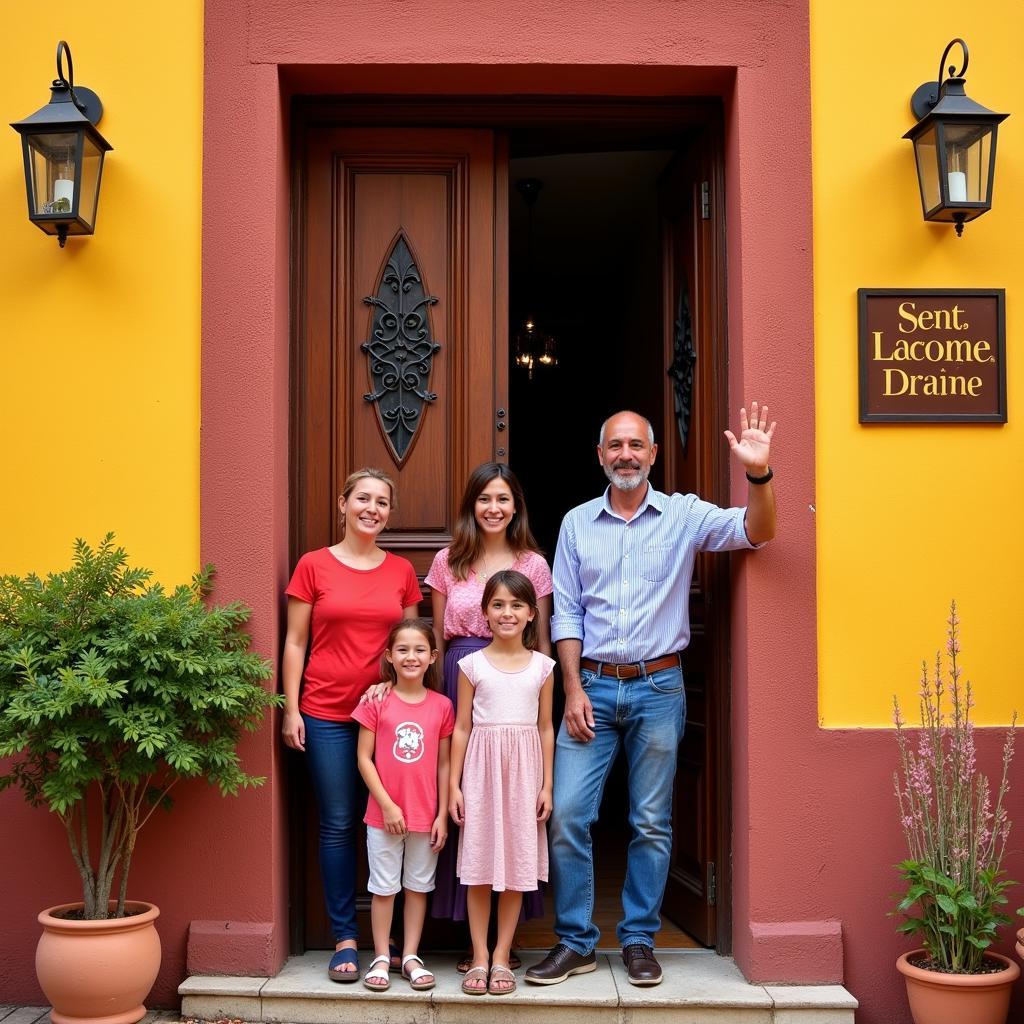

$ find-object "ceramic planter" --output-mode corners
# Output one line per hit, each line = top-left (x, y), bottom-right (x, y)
(36, 901), (161, 1024)
(896, 950), (1019, 1024)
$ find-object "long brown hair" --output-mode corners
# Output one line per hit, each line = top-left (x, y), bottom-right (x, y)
(381, 618), (440, 692)
(338, 467), (396, 538)
(480, 570), (539, 652)
(448, 463), (540, 580)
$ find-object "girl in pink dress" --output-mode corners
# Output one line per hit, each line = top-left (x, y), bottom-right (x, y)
(425, 463), (551, 948)
(449, 570), (555, 996)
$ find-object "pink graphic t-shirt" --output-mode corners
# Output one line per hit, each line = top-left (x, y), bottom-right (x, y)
(425, 548), (552, 640)
(352, 689), (455, 832)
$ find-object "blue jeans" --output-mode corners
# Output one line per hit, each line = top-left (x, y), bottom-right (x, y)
(302, 715), (365, 943)
(549, 665), (686, 953)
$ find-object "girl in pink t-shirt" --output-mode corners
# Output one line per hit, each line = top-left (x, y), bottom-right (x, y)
(425, 463), (552, 950)
(354, 619), (454, 992)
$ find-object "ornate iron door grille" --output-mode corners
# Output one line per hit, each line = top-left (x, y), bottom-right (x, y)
(361, 232), (441, 464)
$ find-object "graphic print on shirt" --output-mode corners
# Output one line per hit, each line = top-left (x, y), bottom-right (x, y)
(393, 721), (425, 764)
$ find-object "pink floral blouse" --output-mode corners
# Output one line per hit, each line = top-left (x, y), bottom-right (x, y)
(425, 548), (553, 640)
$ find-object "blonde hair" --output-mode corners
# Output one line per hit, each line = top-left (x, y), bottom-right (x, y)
(338, 467), (396, 536)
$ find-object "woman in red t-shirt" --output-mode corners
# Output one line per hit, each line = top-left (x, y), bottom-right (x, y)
(282, 468), (423, 983)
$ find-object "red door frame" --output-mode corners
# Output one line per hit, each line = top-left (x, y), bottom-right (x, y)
(201, 0), (817, 996)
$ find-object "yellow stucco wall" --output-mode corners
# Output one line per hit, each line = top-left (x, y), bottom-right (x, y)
(812, 6), (1023, 724)
(0, 10), (202, 584)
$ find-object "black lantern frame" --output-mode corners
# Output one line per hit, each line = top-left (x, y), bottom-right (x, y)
(10, 41), (112, 248)
(904, 38), (1008, 237)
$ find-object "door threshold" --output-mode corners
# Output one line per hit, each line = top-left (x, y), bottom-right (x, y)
(181, 950), (857, 1022)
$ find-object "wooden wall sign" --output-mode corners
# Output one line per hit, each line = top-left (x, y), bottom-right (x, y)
(858, 289), (1006, 423)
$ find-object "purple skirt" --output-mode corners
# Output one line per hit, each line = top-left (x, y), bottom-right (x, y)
(431, 635), (546, 921)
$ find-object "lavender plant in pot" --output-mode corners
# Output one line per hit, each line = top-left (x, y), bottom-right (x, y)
(892, 602), (1019, 1024)
(0, 536), (280, 1024)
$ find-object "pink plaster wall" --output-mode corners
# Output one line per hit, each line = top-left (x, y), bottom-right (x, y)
(0, 771), (283, 1006)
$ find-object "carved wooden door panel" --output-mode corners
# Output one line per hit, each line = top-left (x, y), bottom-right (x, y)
(657, 127), (730, 950)
(293, 127), (506, 949)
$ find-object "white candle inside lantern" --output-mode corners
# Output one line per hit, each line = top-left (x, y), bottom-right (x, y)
(53, 178), (74, 205)
(947, 171), (967, 204)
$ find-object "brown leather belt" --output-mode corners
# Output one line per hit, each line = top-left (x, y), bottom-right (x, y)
(579, 652), (682, 680)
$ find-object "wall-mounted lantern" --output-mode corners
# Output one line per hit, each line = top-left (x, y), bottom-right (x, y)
(904, 38), (1008, 237)
(10, 41), (112, 248)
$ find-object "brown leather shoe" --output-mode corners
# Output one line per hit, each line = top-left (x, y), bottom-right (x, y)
(525, 943), (597, 985)
(622, 943), (663, 986)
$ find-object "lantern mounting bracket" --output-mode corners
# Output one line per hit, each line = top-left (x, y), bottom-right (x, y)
(54, 40), (104, 127)
(910, 37), (969, 120)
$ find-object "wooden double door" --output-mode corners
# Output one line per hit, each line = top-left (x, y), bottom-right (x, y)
(292, 109), (732, 953)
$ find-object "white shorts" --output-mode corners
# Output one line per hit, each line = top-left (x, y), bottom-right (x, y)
(366, 826), (438, 896)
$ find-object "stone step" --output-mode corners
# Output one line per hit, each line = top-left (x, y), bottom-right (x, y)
(180, 950), (857, 1023)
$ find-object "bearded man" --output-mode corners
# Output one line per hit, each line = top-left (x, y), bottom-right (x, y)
(525, 406), (776, 987)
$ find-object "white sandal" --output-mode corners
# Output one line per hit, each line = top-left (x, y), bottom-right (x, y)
(401, 953), (436, 990)
(362, 953), (391, 991)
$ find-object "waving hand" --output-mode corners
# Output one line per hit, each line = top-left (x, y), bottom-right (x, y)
(723, 401), (776, 473)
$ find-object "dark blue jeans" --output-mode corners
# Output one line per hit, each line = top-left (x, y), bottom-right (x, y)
(549, 665), (686, 953)
(302, 714), (365, 943)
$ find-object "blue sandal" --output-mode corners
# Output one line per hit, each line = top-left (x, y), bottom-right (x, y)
(328, 947), (360, 983)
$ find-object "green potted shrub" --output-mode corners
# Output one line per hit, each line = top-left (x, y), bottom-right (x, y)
(892, 601), (1019, 1024)
(0, 535), (281, 1024)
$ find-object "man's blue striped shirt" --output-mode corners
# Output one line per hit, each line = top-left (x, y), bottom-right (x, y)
(550, 485), (757, 662)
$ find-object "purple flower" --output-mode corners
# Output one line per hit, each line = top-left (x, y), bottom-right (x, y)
(891, 601), (1018, 973)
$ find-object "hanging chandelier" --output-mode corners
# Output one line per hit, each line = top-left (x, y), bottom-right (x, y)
(513, 178), (559, 379)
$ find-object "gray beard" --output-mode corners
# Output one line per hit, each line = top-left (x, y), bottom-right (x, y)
(604, 464), (650, 491)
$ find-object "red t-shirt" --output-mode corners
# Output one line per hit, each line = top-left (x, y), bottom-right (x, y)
(352, 689), (455, 832)
(285, 548), (423, 721)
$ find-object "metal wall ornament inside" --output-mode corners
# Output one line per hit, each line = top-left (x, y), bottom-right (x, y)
(668, 284), (697, 450)
(361, 232), (441, 465)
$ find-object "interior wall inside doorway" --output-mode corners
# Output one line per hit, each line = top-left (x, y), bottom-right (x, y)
(508, 149), (673, 557)
(508, 147), (698, 948)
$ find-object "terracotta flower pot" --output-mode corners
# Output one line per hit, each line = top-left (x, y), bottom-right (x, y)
(36, 901), (161, 1024)
(896, 950), (1019, 1024)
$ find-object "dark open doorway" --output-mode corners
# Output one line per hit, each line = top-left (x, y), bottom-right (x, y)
(508, 146), (698, 950)
(507, 148), (673, 553)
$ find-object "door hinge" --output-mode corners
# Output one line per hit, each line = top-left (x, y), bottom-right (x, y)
(700, 181), (711, 220)
(707, 861), (717, 906)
